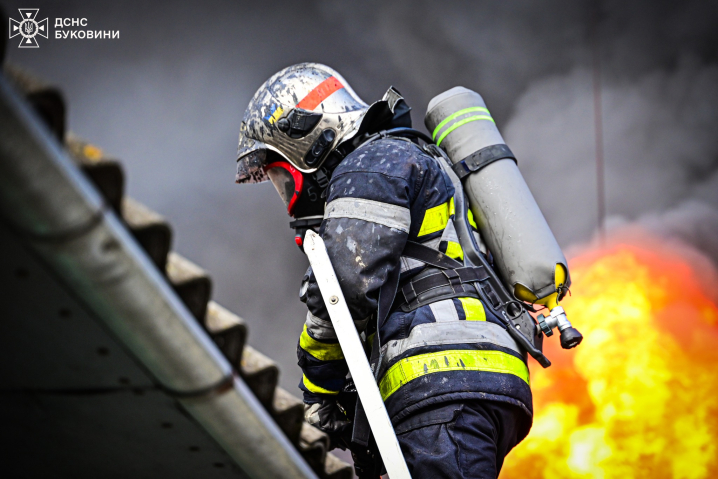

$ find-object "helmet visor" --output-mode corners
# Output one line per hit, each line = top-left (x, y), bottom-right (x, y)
(265, 161), (304, 215)
(236, 149), (271, 184)
(267, 167), (295, 208)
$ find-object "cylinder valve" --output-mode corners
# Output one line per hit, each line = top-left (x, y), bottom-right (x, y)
(537, 306), (583, 349)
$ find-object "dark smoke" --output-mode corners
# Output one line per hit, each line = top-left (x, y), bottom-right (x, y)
(637, 202), (718, 266)
(506, 60), (718, 245)
(5, 0), (718, 392)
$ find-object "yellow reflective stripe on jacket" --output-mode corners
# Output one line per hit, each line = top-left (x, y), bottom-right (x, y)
(418, 198), (455, 237)
(299, 324), (344, 361)
(302, 374), (340, 395)
(379, 349), (529, 401)
(445, 241), (464, 261)
(458, 297), (486, 321)
(467, 208), (478, 230)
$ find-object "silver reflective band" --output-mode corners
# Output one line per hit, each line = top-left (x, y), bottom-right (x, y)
(324, 198), (411, 233)
(440, 218), (460, 244)
(429, 299), (460, 323)
(305, 311), (336, 340)
(305, 310), (369, 340)
(377, 321), (522, 379)
(400, 256), (423, 273)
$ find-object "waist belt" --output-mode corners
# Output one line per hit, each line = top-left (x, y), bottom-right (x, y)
(398, 241), (494, 312)
(400, 266), (488, 311)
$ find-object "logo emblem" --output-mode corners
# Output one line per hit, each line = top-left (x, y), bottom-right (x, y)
(263, 104), (284, 126)
(9, 9), (49, 48)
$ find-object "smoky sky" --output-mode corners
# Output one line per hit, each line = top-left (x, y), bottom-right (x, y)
(5, 0), (718, 391)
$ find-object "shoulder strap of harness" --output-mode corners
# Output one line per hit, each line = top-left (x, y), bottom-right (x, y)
(401, 240), (464, 270)
(355, 127), (433, 150)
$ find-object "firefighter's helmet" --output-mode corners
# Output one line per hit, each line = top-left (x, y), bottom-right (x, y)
(235, 63), (369, 185)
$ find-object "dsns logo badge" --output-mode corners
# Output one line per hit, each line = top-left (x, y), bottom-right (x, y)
(9, 9), (49, 48)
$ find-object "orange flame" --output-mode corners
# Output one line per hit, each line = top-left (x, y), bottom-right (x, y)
(502, 232), (718, 479)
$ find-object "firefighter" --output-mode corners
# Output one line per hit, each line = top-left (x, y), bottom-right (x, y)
(235, 63), (532, 479)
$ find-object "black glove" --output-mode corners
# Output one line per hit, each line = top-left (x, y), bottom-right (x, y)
(304, 399), (352, 450)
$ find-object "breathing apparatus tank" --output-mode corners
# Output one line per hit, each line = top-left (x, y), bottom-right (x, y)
(425, 87), (582, 349)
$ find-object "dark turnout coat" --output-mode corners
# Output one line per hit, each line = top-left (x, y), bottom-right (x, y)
(296, 136), (533, 428)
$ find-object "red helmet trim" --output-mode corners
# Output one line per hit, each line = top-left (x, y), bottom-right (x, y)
(264, 161), (304, 216)
(295, 76), (344, 111)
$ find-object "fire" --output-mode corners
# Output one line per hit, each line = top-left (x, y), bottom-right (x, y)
(502, 232), (718, 479)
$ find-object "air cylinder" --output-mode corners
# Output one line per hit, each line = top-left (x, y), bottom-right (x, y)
(425, 87), (569, 307)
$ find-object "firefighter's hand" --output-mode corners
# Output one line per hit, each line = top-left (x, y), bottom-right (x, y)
(304, 400), (352, 449)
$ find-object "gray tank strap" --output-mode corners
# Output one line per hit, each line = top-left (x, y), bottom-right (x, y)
(452, 144), (516, 180)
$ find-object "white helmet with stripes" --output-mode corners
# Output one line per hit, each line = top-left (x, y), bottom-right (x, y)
(235, 63), (370, 184)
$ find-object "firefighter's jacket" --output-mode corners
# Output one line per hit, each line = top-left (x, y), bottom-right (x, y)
(297, 137), (532, 424)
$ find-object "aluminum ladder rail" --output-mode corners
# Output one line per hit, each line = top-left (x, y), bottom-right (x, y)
(304, 231), (411, 479)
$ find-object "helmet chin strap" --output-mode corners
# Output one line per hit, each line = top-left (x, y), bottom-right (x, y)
(313, 141), (352, 195)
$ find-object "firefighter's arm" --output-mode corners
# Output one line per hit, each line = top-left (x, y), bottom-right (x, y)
(297, 266), (365, 402)
(297, 154), (416, 404)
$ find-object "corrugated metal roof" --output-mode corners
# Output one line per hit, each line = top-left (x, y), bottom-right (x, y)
(1, 63), (352, 479)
